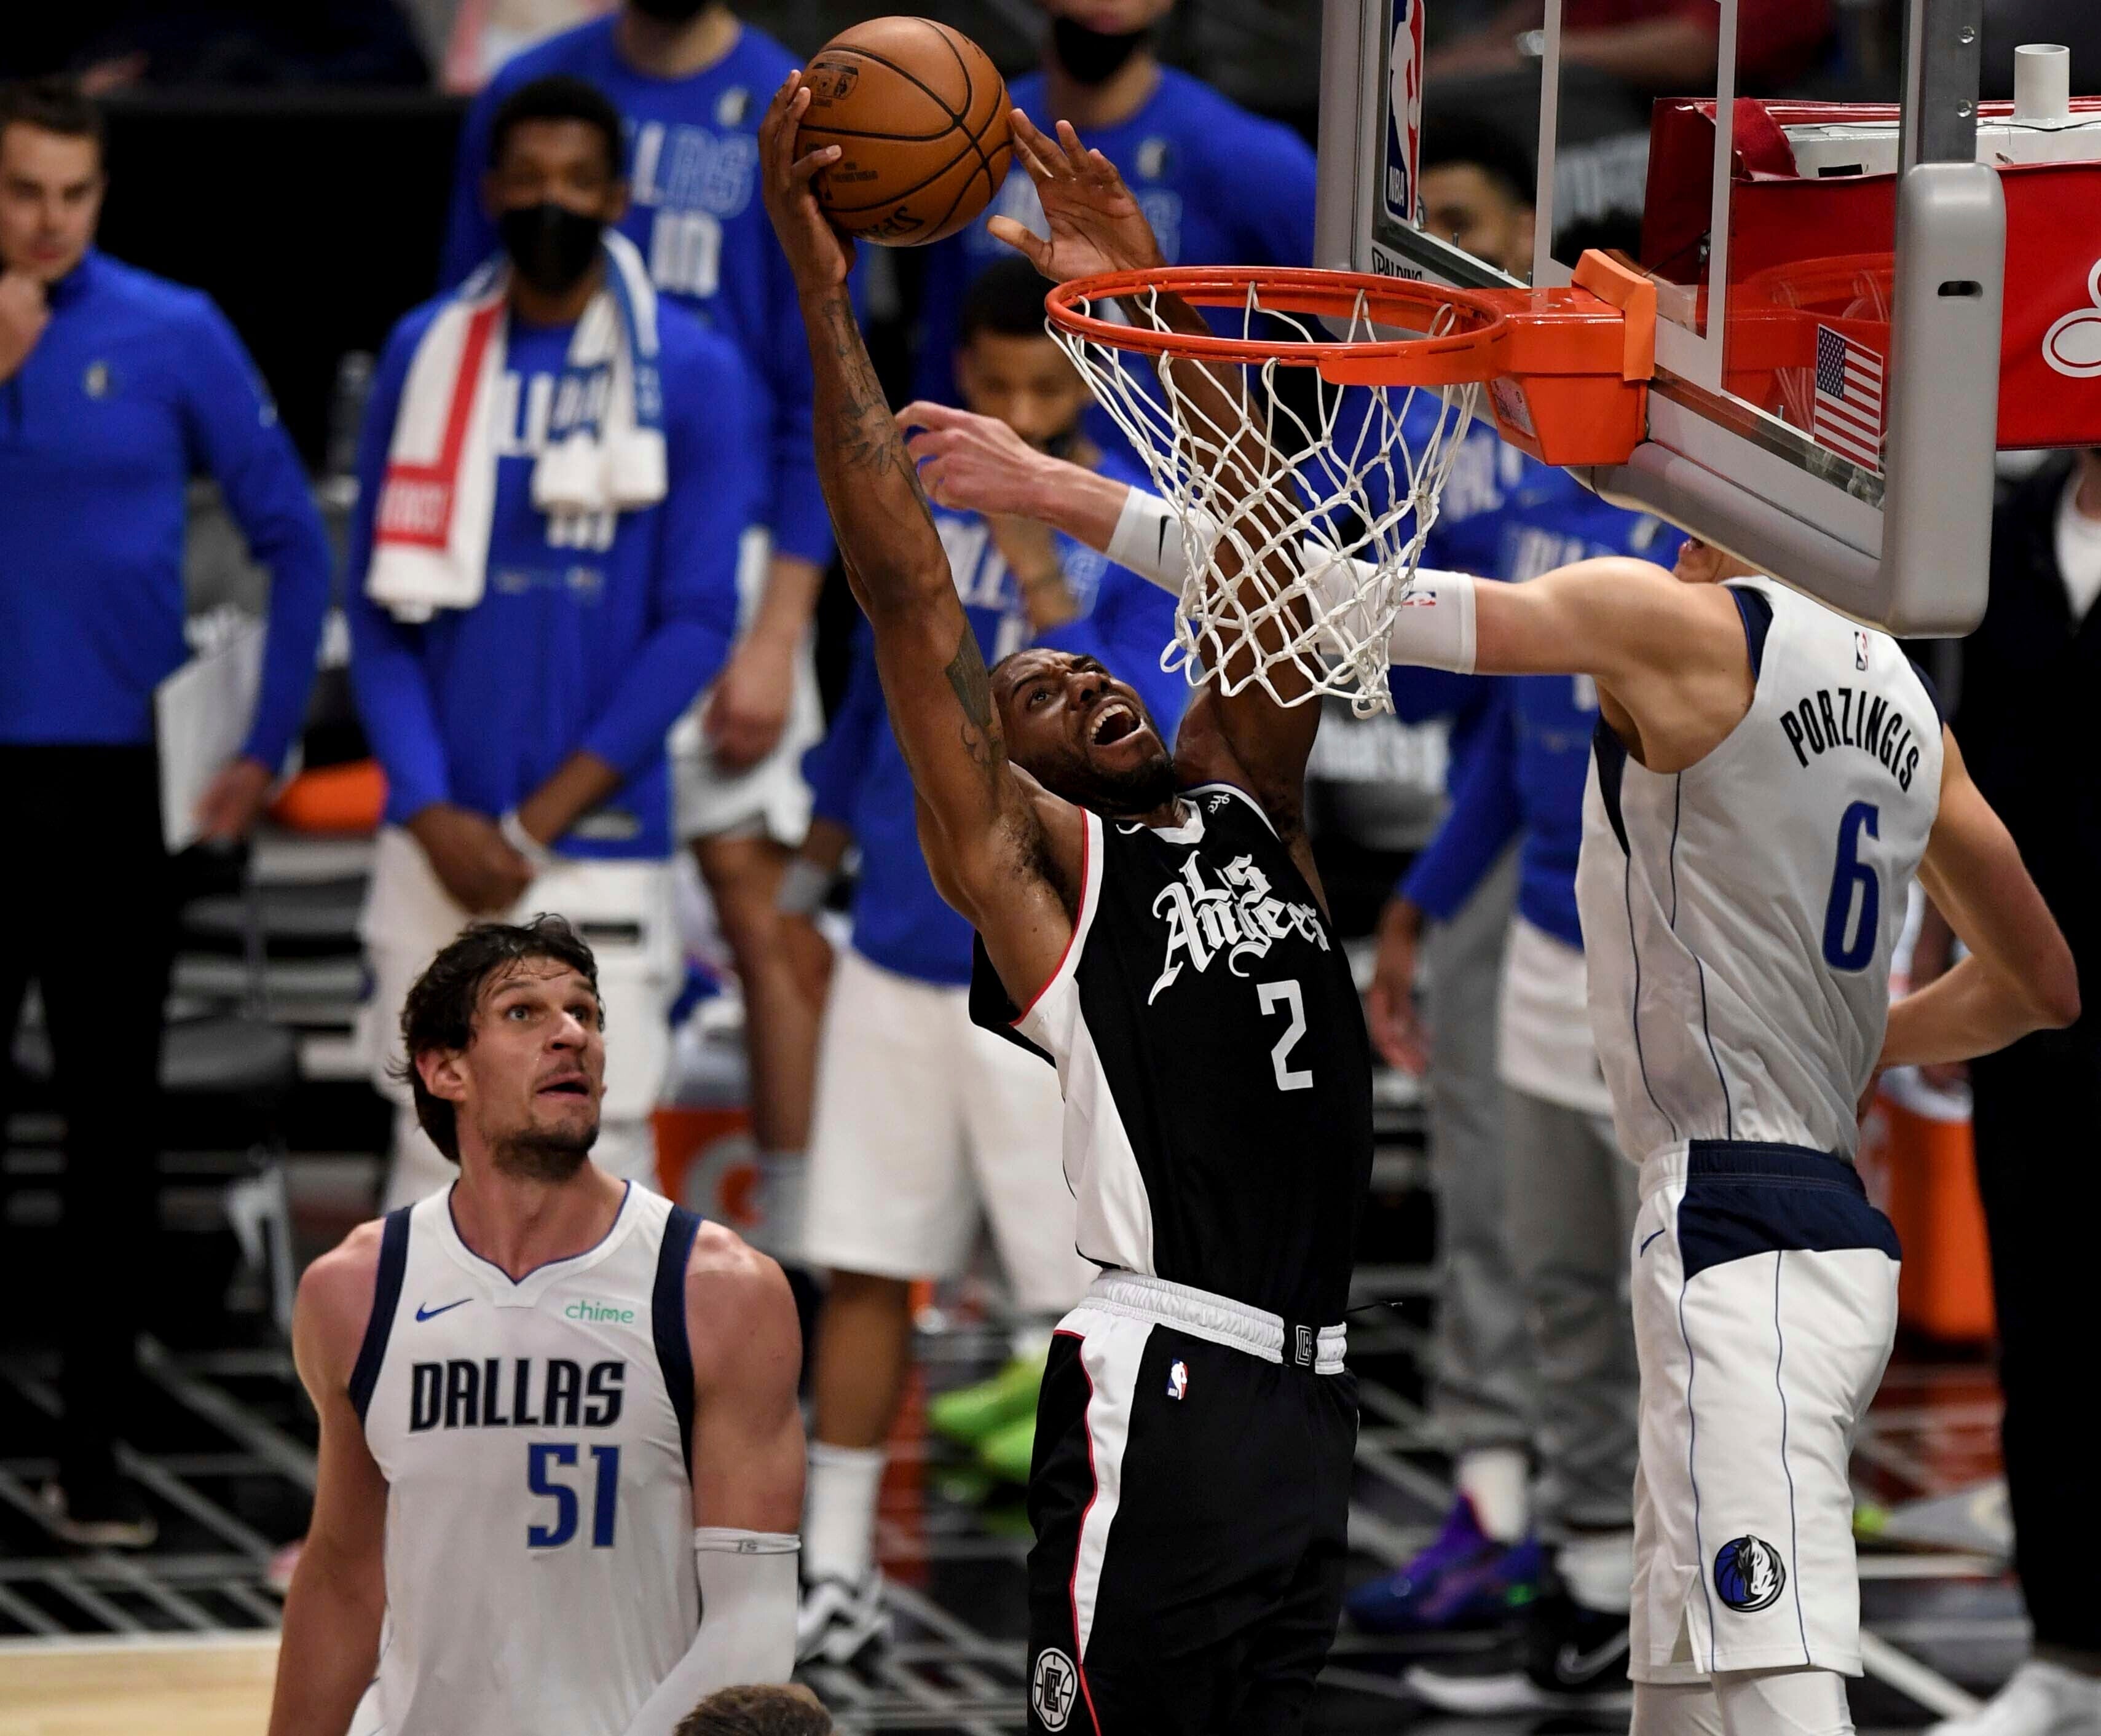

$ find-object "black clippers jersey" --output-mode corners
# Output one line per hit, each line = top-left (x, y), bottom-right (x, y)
(971, 782), (1374, 1324)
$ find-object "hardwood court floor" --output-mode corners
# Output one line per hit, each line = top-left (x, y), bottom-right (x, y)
(0, 1634), (275, 1735)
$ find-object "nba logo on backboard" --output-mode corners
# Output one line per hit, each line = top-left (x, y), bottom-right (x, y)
(1382, 0), (1425, 229)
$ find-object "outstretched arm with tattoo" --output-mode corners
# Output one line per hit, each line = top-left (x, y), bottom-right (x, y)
(757, 74), (1079, 998)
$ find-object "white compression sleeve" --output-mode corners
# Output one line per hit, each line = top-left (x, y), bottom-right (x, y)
(1103, 486), (1477, 672)
(1385, 568), (1477, 672)
(617, 1530), (800, 1736)
(1633, 1683), (1727, 1736)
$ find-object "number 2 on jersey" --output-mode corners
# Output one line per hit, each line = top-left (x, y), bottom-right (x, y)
(1821, 801), (1882, 973)
(527, 1442), (619, 1549)
(1259, 981), (1314, 1091)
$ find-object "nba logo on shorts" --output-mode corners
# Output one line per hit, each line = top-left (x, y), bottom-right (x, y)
(1166, 1360), (1188, 1400)
(1383, 0), (1425, 227)
(1031, 1648), (1079, 1730)
(1713, 1535), (1787, 1613)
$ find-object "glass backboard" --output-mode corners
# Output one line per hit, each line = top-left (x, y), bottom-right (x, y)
(1312, 0), (2041, 635)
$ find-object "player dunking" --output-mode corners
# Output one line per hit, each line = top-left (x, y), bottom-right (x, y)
(760, 77), (1371, 1736)
(267, 919), (803, 1736)
(907, 122), (2081, 1732)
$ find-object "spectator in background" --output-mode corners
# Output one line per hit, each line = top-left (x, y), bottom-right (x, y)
(1429, 0), (1832, 95)
(0, 77), (330, 1546)
(347, 74), (757, 1207)
(442, 1), (839, 1265)
(1348, 113), (1542, 1636)
(783, 261), (1186, 1666)
(911, 0), (1317, 413)
(65, 1), (431, 91)
(1913, 450), (2101, 1736)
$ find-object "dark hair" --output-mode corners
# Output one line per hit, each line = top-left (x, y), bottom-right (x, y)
(1418, 111), (1536, 209)
(392, 916), (601, 1164)
(960, 256), (1060, 344)
(674, 1685), (835, 1736)
(0, 78), (104, 156)
(487, 74), (625, 180)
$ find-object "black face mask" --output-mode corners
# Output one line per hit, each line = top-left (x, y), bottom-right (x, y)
(1051, 17), (1151, 86)
(626, 0), (714, 22)
(498, 202), (605, 296)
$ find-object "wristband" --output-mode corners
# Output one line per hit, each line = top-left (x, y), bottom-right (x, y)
(775, 854), (834, 916)
(500, 809), (558, 872)
(1386, 568), (1478, 674)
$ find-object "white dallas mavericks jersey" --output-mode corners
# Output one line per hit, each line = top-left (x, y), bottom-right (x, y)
(349, 1184), (702, 1736)
(1577, 578), (1942, 1166)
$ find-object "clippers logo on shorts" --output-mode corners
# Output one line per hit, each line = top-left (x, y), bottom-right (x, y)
(1031, 1648), (1078, 1730)
(1146, 852), (1329, 1003)
(1713, 1535), (1787, 1613)
(1166, 1359), (1188, 1400)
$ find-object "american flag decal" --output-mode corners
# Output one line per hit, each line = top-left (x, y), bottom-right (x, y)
(1811, 324), (1885, 469)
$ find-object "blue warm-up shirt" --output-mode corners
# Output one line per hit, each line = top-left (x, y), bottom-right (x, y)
(1402, 468), (1685, 945)
(345, 296), (755, 859)
(0, 251), (329, 768)
(441, 19), (832, 568)
(911, 67), (1316, 409)
(803, 452), (1185, 986)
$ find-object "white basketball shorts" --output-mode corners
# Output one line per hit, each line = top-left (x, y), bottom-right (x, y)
(1630, 1140), (1899, 1683)
(801, 946), (1095, 1312)
(669, 527), (823, 846)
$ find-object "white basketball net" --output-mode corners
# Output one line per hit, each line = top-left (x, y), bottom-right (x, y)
(1049, 283), (1478, 716)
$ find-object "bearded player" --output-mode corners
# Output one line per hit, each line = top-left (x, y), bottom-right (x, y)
(910, 120), (2079, 1736)
(267, 918), (802, 1736)
(760, 77), (1370, 1736)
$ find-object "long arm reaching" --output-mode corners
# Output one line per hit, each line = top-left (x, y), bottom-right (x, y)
(1880, 729), (2079, 1066)
(758, 74), (1076, 1000)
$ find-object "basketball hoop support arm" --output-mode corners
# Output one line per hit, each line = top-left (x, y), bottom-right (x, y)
(1575, 0), (2004, 637)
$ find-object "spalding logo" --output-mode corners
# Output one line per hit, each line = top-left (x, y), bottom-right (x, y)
(1713, 1535), (1787, 1613)
(805, 59), (859, 103)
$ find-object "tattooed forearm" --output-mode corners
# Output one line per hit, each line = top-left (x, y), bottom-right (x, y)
(813, 292), (928, 500)
(944, 623), (1003, 791)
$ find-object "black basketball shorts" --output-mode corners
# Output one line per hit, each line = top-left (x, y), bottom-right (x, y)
(1024, 1274), (1357, 1736)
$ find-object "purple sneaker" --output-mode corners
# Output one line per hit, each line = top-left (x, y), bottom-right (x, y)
(1345, 1497), (1543, 1634)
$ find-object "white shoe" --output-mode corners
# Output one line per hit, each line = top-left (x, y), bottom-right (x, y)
(1930, 1662), (2101, 1736)
(796, 1569), (888, 1665)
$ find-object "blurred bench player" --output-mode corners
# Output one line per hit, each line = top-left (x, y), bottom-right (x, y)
(267, 919), (800, 1736)
(763, 87), (1373, 1732)
(786, 258), (1186, 1664)
(965, 117), (2079, 1736)
(445, 2), (842, 1249)
(352, 76), (758, 1206)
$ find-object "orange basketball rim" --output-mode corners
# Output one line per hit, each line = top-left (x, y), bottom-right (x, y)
(1044, 249), (1659, 469)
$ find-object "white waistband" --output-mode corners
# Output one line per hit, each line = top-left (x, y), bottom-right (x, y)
(1076, 1272), (1348, 1374)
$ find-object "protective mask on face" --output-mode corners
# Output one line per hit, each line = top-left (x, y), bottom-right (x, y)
(626, 0), (714, 23)
(1050, 17), (1151, 85)
(497, 203), (605, 297)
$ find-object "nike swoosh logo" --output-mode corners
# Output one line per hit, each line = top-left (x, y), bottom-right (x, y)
(415, 1298), (471, 1322)
(1555, 1630), (1630, 1684)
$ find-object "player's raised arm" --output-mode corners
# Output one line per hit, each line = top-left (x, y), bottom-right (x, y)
(993, 111), (1322, 825)
(1880, 729), (2079, 1067)
(758, 76), (1074, 996)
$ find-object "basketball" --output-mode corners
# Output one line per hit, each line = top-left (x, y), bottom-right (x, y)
(797, 17), (1013, 247)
